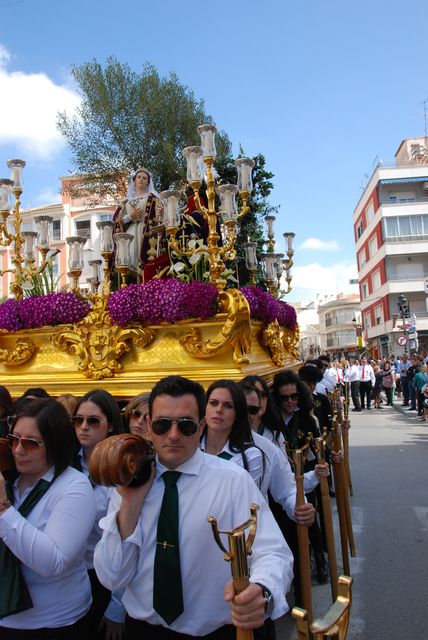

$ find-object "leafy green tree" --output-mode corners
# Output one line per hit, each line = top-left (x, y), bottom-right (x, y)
(57, 57), (232, 197)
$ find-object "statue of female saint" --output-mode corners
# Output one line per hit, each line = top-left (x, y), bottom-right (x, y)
(113, 167), (169, 282)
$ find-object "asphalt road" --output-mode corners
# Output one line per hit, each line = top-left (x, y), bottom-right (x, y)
(276, 399), (428, 639)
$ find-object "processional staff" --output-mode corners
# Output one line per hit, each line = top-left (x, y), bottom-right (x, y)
(331, 388), (356, 558)
(342, 382), (354, 496)
(313, 435), (339, 601)
(292, 447), (313, 623)
(208, 504), (260, 640)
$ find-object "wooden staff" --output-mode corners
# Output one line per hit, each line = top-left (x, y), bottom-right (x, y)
(313, 435), (338, 601)
(342, 382), (354, 496)
(293, 449), (313, 623)
(208, 504), (259, 640)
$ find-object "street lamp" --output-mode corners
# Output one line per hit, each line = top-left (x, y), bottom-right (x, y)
(352, 316), (363, 352)
(397, 294), (409, 354)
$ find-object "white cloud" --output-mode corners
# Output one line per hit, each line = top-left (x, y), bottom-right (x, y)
(299, 237), (339, 251)
(288, 261), (358, 302)
(35, 187), (61, 205)
(0, 44), (80, 160)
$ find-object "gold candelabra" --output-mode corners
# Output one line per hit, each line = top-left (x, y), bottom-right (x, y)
(160, 124), (255, 291)
(259, 217), (295, 297)
(0, 160), (54, 300)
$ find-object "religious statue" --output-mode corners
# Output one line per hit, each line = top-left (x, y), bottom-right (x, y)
(113, 167), (169, 282)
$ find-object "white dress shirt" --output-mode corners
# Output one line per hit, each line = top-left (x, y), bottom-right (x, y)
(0, 466), (95, 629)
(251, 431), (296, 519)
(345, 364), (360, 382)
(359, 364), (375, 385)
(94, 448), (293, 636)
(199, 434), (264, 489)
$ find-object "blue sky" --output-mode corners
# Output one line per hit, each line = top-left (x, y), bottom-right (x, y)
(0, 0), (427, 303)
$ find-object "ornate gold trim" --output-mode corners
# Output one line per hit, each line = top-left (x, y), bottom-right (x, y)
(283, 324), (300, 360)
(0, 338), (36, 366)
(179, 288), (251, 364)
(52, 295), (156, 380)
(262, 320), (286, 366)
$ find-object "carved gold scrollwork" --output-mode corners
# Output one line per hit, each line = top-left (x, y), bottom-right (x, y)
(263, 320), (286, 366)
(282, 324), (300, 360)
(52, 296), (156, 380)
(0, 338), (36, 366)
(263, 321), (300, 366)
(179, 288), (251, 364)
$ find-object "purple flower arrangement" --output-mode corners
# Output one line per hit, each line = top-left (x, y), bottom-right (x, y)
(108, 279), (219, 327)
(241, 286), (297, 330)
(0, 292), (90, 331)
(0, 283), (296, 332)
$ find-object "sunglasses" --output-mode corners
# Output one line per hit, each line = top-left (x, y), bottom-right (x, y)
(279, 393), (299, 402)
(7, 432), (45, 452)
(70, 415), (106, 427)
(247, 405), (260, 415)
(129, 409), (146, 420)
(151, 417), (199, 436)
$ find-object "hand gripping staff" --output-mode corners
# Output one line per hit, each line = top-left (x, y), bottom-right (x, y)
(208, 504), (259, 640)
(293, 448), (313, 623)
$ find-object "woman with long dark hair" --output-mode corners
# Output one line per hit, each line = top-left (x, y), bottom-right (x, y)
(0, 398), (95, 639)
(201, 379), (264, 487)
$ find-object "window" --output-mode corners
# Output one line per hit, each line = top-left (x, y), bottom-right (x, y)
(357, 222), (364, 238)
(358, 250), (367, 270)
(369, 235), (377, 259)
(363, 312), (371, 330)
(374, 304), (384, 325)
(366, 200), (375, 224)
(75, 220), (91, 238)
(52, 220), (61, 242)
(383, 215), (428, 241)
(372, 269), (381, 291)
(99, 214), (113, 222)
(361, 281), (368, 300)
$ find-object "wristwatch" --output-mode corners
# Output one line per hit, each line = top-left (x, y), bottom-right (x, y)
(255, 583), (274, 616)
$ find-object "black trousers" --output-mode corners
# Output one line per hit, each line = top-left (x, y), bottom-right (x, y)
(126, 617), (276, 639)
(0, 616), (86, 640)
(359, 381), (372, 408)
(350, 381), (361, 410)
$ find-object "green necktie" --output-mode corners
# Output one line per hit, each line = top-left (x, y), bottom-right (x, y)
(217, 451), (233, 460)
(153, 470), (184, 624)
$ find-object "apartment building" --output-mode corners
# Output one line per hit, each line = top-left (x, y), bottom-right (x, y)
(353, 136), (428, 358)
(317, 293), (361, 360)
(0, 176), (117, 297)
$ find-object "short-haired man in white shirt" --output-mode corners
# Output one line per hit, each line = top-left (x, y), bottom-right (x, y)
(344, 359), (361, 411)
(94, 376), (293, 640)
(358, 357), (375, 409)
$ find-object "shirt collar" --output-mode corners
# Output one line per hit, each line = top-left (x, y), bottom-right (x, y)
(155, 447), (203, 478)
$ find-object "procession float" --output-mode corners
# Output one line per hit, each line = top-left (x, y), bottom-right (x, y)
(0, 125), (299, 398)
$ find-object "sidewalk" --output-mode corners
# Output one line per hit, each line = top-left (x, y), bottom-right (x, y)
(392, 397), (427, 423)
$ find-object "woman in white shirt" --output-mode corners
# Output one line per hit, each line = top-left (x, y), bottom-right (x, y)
(201, 379), (264, 488)
(0, 398), (95, 639)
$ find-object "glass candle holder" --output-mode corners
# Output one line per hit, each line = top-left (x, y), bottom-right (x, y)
(113, 232), (133, 267)
(88, 259), (102, 282)
(159, 190), (181, 227)
(0, 179), (13, 211)
(22, 231), (38, 261)
(197, 124), (217, 160)
(235, 157), (255, 193)
(96, 220), (115, 253)
(66, 236), (86, 270)
(34, 215), (53, 249)
(216, 184), (239, 221)
(283, 232), (295, 255)
(182, 146), (204, 182)
(7, 159), (26, 190)
(244, 241), (258, 270)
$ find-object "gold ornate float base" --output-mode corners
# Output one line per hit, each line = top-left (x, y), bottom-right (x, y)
(0, 314), (300, 398)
